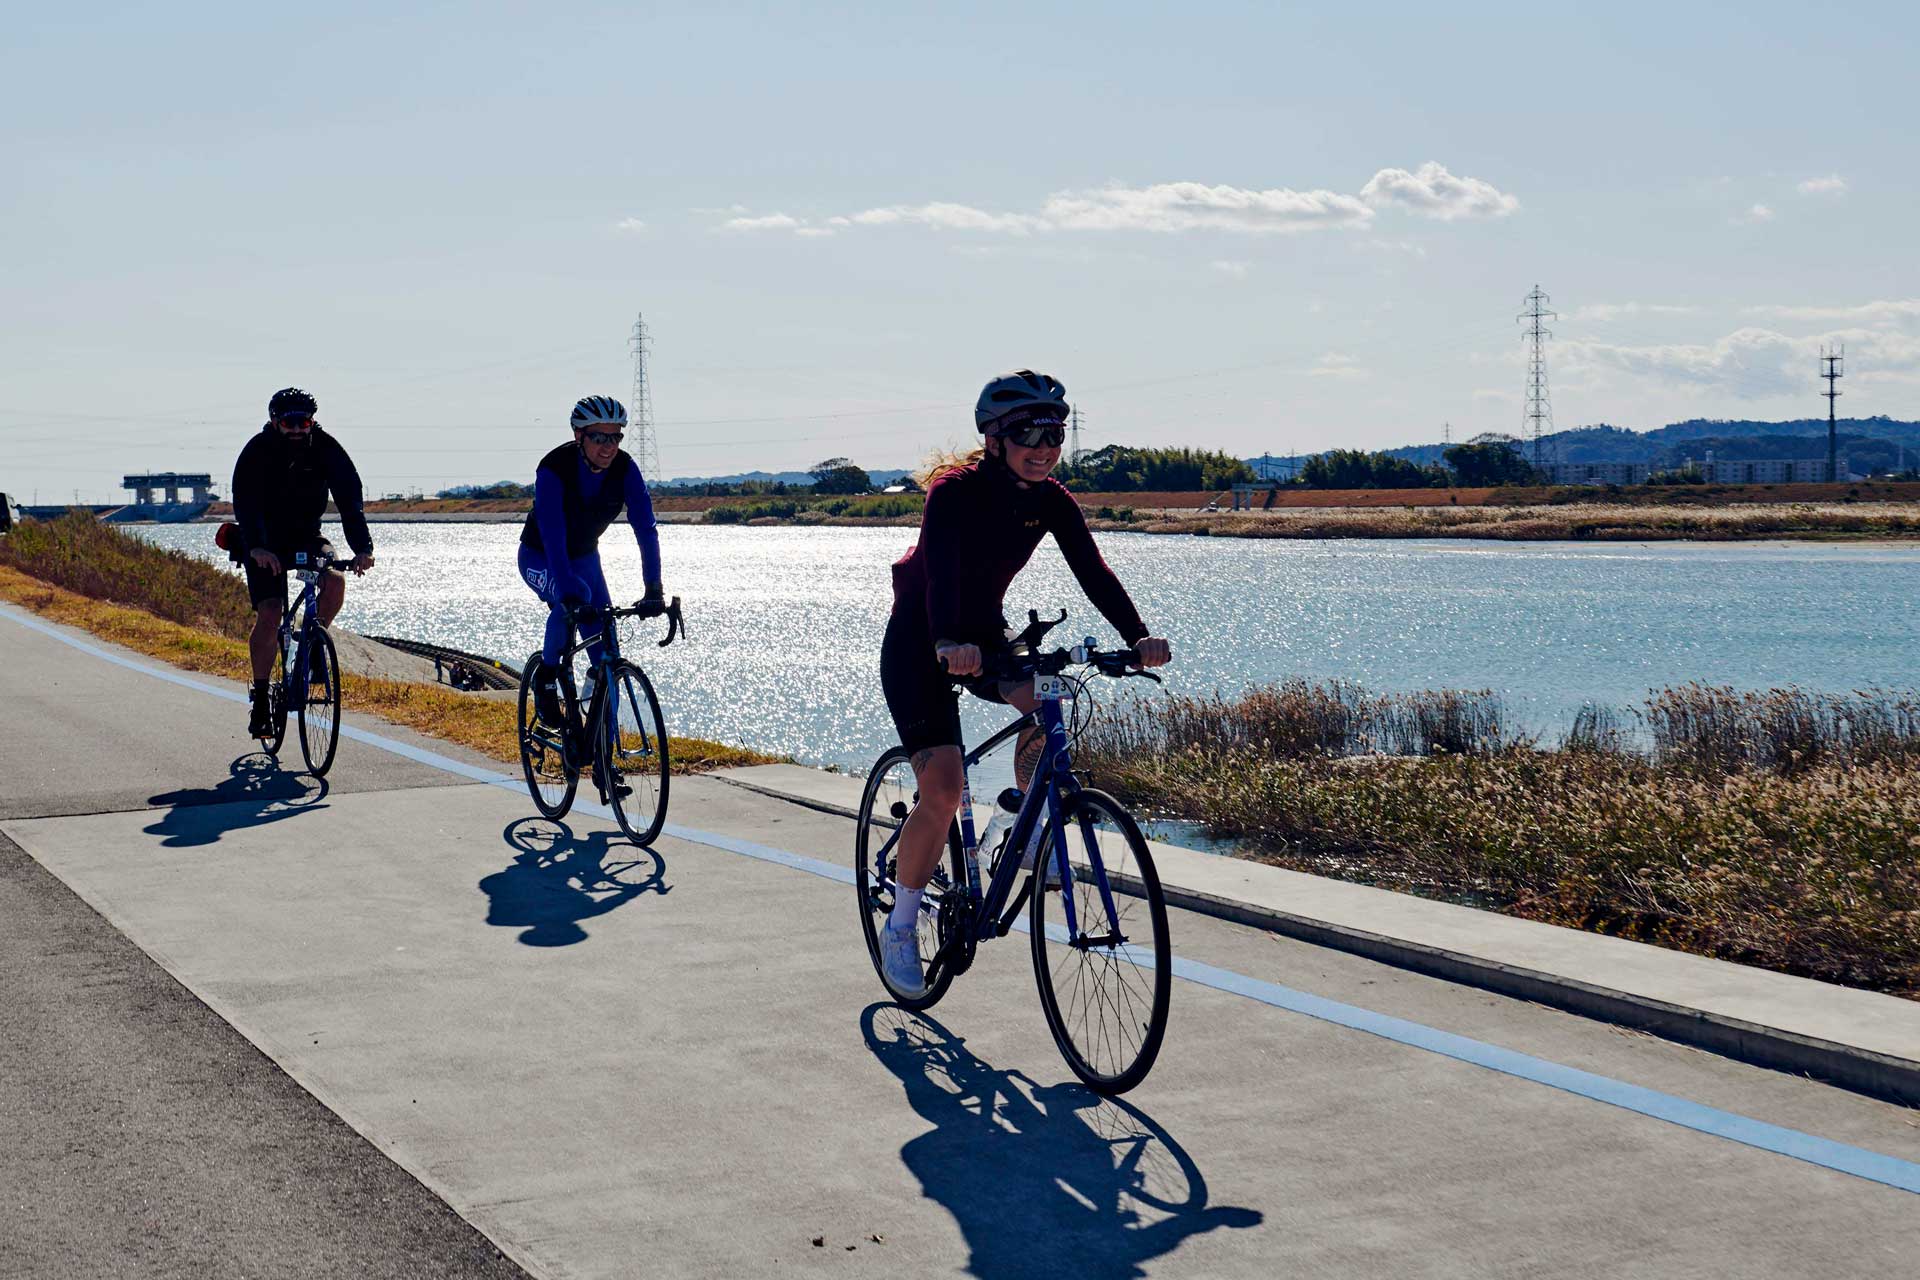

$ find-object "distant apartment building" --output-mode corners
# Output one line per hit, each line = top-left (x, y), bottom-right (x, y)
(1544, 462), (1650, 486)
(1546, 458), (1854, 486)
(1696, 458), (1847, 484)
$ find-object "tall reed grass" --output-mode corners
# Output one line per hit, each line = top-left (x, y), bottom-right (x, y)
(1079, 677), (1920, 995)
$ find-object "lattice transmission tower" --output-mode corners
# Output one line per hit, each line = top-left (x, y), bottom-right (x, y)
(1821, 345), (1844, 482)
(628, 313), (661, 479)
(1517, 285), (1557, 470)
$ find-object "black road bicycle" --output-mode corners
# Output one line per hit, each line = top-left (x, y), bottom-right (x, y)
(517, 598), (684, 845)
(855, 609), (1173, 1095)
(258, 544), (344, 776)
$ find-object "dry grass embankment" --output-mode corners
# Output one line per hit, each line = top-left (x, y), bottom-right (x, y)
(1080, 679), (1920, 996)
(0, 514), (780, 773)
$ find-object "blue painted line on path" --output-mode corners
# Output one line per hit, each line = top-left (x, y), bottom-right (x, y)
(4, 601), (1917, 1196)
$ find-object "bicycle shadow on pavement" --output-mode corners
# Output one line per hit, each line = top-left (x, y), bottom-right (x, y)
(481, 817), (672, 947)
(143, 753), (330, 848)
(862, 1004), (1261, 1280)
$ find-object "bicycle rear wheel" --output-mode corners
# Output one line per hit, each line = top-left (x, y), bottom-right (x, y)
(297, 627), (341, 775)
(599, 660), (669, 844)
(517, 652), (577, 819)
(1029, 788), (1171, 1095)
(854, 747), (966, 1010)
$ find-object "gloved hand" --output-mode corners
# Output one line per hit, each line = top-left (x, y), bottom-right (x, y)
(638, 581), (667, 617)
(558, 576), (590, 609)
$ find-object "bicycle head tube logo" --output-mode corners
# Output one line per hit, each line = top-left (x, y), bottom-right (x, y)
(294, 551), (308, 566)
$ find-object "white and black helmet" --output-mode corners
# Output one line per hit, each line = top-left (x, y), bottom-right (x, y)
(569, 395), (627, 430)
(975, 369), (1068, 433)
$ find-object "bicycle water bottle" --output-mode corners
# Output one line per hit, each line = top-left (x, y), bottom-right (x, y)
(979, 788), (1022, 870)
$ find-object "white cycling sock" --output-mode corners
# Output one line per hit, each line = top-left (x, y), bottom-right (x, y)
(888, 885), (923, 932)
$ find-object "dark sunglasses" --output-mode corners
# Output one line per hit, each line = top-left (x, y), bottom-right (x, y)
(996, 420), (1066, 449)
(273, 415), (315, 430)
(580, 429), (624, 446)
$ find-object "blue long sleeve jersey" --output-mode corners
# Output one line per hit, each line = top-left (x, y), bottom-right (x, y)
(531, 455), (661, 593)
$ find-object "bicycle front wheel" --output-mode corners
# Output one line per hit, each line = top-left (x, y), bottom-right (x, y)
(599, 660), (669, 845)
(261, 629), (291, 756)
(297, 628), (341, 776)
(854, 747), (965, 1011)
(517, 651), (576, 819)
(1029, 788), (1171, 1095)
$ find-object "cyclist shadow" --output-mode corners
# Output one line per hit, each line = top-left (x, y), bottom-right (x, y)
(862, 1005), (1261, 1280)
(481, 817), (672, 947)
(143, 753), (329, 848)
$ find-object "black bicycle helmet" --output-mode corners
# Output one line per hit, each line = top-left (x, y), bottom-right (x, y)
(974, 369), (1068, 433)
(268, 387), (318, 419)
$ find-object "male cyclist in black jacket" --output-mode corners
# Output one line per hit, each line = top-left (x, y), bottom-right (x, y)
(231, 387), (375, 737)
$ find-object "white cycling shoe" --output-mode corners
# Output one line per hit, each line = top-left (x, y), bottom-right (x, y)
(878, 916), (926, 999)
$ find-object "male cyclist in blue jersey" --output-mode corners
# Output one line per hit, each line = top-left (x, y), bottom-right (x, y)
(875, 370), (1171, 997)
(519, 395), (666, 801)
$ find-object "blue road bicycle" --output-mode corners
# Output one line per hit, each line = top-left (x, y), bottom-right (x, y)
(517, 597), (684, 845)
(855, 609), (1173, 1095)
(258, 544), (343, 776)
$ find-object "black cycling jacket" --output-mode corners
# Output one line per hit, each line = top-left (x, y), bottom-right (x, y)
(231, 425), (374, 558)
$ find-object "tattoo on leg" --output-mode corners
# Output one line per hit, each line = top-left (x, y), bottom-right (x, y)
(1015, 727), (1043, 790)
(910, 748), (937, 774)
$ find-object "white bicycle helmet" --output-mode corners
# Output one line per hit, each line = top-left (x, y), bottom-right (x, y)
(570, 395), (627, 430)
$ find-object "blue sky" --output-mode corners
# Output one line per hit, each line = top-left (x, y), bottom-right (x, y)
(5, 1), (1916, 500)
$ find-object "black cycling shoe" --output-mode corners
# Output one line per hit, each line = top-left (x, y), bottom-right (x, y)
(307, 638), (330, 689)
(534, 669), (566, 728)
(247, 689), (275, 738)
(592, 765), (632, 803)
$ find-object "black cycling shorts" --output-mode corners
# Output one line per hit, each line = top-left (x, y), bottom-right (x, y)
(242, 539), (334, 610)
(880, 607), (1006, 755)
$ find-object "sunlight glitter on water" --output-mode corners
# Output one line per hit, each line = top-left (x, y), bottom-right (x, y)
(135, 523), (1920, 775)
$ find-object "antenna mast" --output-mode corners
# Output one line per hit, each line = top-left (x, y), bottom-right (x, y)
(1821, 346), (1844, 483)
(1517, 285), (1557, 471)
(628, 313), (661, 479)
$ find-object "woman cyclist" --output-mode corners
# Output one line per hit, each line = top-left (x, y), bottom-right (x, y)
(877, 370), (1172, 997)
(519, 395), (666, 800)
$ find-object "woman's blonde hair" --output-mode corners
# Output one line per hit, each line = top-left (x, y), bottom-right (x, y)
(916, 444), (986, 487)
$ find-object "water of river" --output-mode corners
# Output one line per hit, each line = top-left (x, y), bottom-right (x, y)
(135, 523), (1920, 775)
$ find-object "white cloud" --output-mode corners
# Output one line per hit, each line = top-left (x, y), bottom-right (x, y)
(807, 162), (1512, 241)
(1040, 182), (1374, 234)
(721, 212), (803, 232)
(1359, 238), (1427, 256)
(1211, 260), (1251, 277)
(793, 227), (836, 239)
(1736, 203), (1775, 224)
(1359, 162), (1519, 221)
(1560, 324), (1920, 399)
(847, 202), (1048, 234)
(614, 217), (647, 233)
(1744, 299), (1920, 327)
(1566, 302), (1698, 323)
(1309, 353), (1365, 378)
(1797, 174), (1848, 196)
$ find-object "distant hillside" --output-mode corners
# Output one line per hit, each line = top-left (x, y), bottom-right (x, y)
(1374, 416), (1920, 474)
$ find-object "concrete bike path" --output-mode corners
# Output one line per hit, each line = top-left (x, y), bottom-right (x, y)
(5, 605), (1920, 1278)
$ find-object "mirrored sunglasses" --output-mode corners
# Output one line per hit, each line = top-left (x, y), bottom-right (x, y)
(581, 429), (624, 446)
(997, 420), (1065, 448)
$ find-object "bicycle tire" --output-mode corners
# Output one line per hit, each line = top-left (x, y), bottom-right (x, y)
(598, 660), (669, 845)
(854, 746), (966, 1011)
(261, 628), (291, 756)
(1029, 788), (1171, 1095)
(297, 627), (341, 776)
(517, 651), (577, 819)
